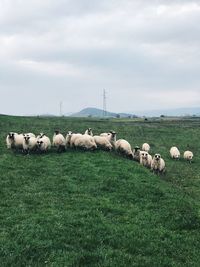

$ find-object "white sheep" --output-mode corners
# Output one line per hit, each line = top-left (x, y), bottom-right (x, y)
(93, 136), (112, 151)
(84, 128), (93, 136)
(139, 151), (152, 168)
(183, 151), (193, 163)
(24, 133), (36, 138)
(142, 143), (150, 152)
(66, 131), (73, 148)
(53, 130), (66, 151)
(70, 133), (83, 148)
(151, 154), (166, 174)
(74, 134), (97, 150)
(37, 136), (51, 152)
(115, 139), (133, 159)
(101, 131), (117, 147)
(170, 146), (180, 159)
(23, 135), (37, 154)
(133, 146), (140, 162)
(6, 133), (24, 150)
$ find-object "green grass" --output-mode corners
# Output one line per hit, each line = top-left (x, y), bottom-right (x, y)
(0, 115), (200, 266)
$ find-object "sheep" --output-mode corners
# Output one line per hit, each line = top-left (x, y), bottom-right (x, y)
(37, 136), (51, 152)
(115, 139), (133, 159)
(66, 131), (73, 148)
(151, 154), (166, 174)
(73, 134), (97, 150)
(100, 131), (117, 147)
(22, 135), (37, 154)
(93, 136), (112, 151)
(183, 151), (193, 163)
(70, 133), (83, 148)
(6, 132), (24, 150)
(133, 146), (140, 162)
(6, 132), (17, 149)
(142, 143), (150, 153)
(170, 146), (180, 159)
(24, 133), (36, 138)
(53, 130), (66, 152)
(84, 128), (93, 136)
(139, 151), (152, 168)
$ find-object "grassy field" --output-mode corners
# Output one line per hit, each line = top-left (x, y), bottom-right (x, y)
(0, 115), (200, 267)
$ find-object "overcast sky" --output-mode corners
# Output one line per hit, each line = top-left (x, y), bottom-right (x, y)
(0, 0), (200, 115)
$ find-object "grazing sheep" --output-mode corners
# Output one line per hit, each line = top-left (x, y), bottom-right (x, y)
(133, 146), (140, 162)
(183, 151), (193, 163)
(170, 146), (180, 159)
(74, 134), (97, 150)
(6, 133), (24, 150)
(93, 136), (112, 151)
(142, 143), (150, 152)
(139, 151), (152, 168)
(23, 135), (37, 154)
(115, 139), (133, 159)
(84, 128), (93, 136)
(37, 136), (51, 152)
(151, 154), (166, 174)
(53, 130), (66, 152)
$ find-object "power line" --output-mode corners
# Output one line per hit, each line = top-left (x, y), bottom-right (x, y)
(103, 89), (107, 117)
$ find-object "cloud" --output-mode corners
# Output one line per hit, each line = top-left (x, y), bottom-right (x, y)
(0, 0), (200, 115)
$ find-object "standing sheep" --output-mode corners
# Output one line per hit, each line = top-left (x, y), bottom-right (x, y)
(74, 134), (97, 150)
(183, 151), (193, 163)
(170, 146), (180, 159)
(142, 143), (150, 153)
(115, 139), (133, 159)
(22, 135), (37, 154)
(53, 130), (66, 152)
(6, 132), (24, 150)
(151, 154), (166, 174)
(84, 128), (93, 136)
(93, 136), (112, 151)
(139, 151), (152, 168)
(37, 136), (51, 153)
(6, 132), (17, 149)
(70, 133), (83, 148)
(133, 146), (140, 162)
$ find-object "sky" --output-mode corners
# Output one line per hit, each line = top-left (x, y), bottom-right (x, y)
(0, 0), (200, 115)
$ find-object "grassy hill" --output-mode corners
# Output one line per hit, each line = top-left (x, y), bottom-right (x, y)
(0, 115), (200, 266)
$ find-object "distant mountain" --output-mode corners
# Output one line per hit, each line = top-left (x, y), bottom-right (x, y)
(71, 107), (136, 118)
(130, 107), (200, 117)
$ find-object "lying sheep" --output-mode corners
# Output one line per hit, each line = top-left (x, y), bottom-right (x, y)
(170, 146), (180, 159)
(183, 151), (193, 163)
(140, 151), (152, 168)
(37, 135), (51, 152)
(84, 128), (93, 136)
(23, 135), (37, 154)
(53, 130), (66, 152)
(133, 146), (140, 162)
(6, 132), (24, 150)
(74, 134), (97, 150)
(151, 154), (166, 174)
(93, 136), (112, 151)
(115, 139), (133, 159)
(142, 143), (150, 152)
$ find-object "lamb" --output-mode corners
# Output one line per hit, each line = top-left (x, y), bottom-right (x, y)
(73, 134), (97, 150)
(115, 139), (133, 159)
(151, 154), (166, 174)
(183, 151), (193, 163)
(23, 135), (37, 154)
(6, 132), (24, 150)
(84, 128), (93, 136)
(139, 151), (152, 168)
(53, 130), (66, 152)
(37, 136), (51, 152)
(142, 143), (150, 153)
(133, 146), (140, 162)
(93, 136), (112, 151)
(170, 146), (180, 159)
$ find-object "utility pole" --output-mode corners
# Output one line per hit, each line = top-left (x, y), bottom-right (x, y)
(60, 101), (63, 117)
(103, 89), (107, 117)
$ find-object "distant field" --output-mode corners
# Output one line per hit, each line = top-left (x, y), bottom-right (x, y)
(0, 115), (200, 267)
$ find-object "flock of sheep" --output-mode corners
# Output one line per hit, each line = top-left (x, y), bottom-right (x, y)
(6, 128), (194, 174)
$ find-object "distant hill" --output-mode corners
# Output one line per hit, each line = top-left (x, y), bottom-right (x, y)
(70, 107), (136, 118)
(129, 107), (200, 117)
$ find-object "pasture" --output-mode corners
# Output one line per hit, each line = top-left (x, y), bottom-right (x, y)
(0, 115), (200, 267)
